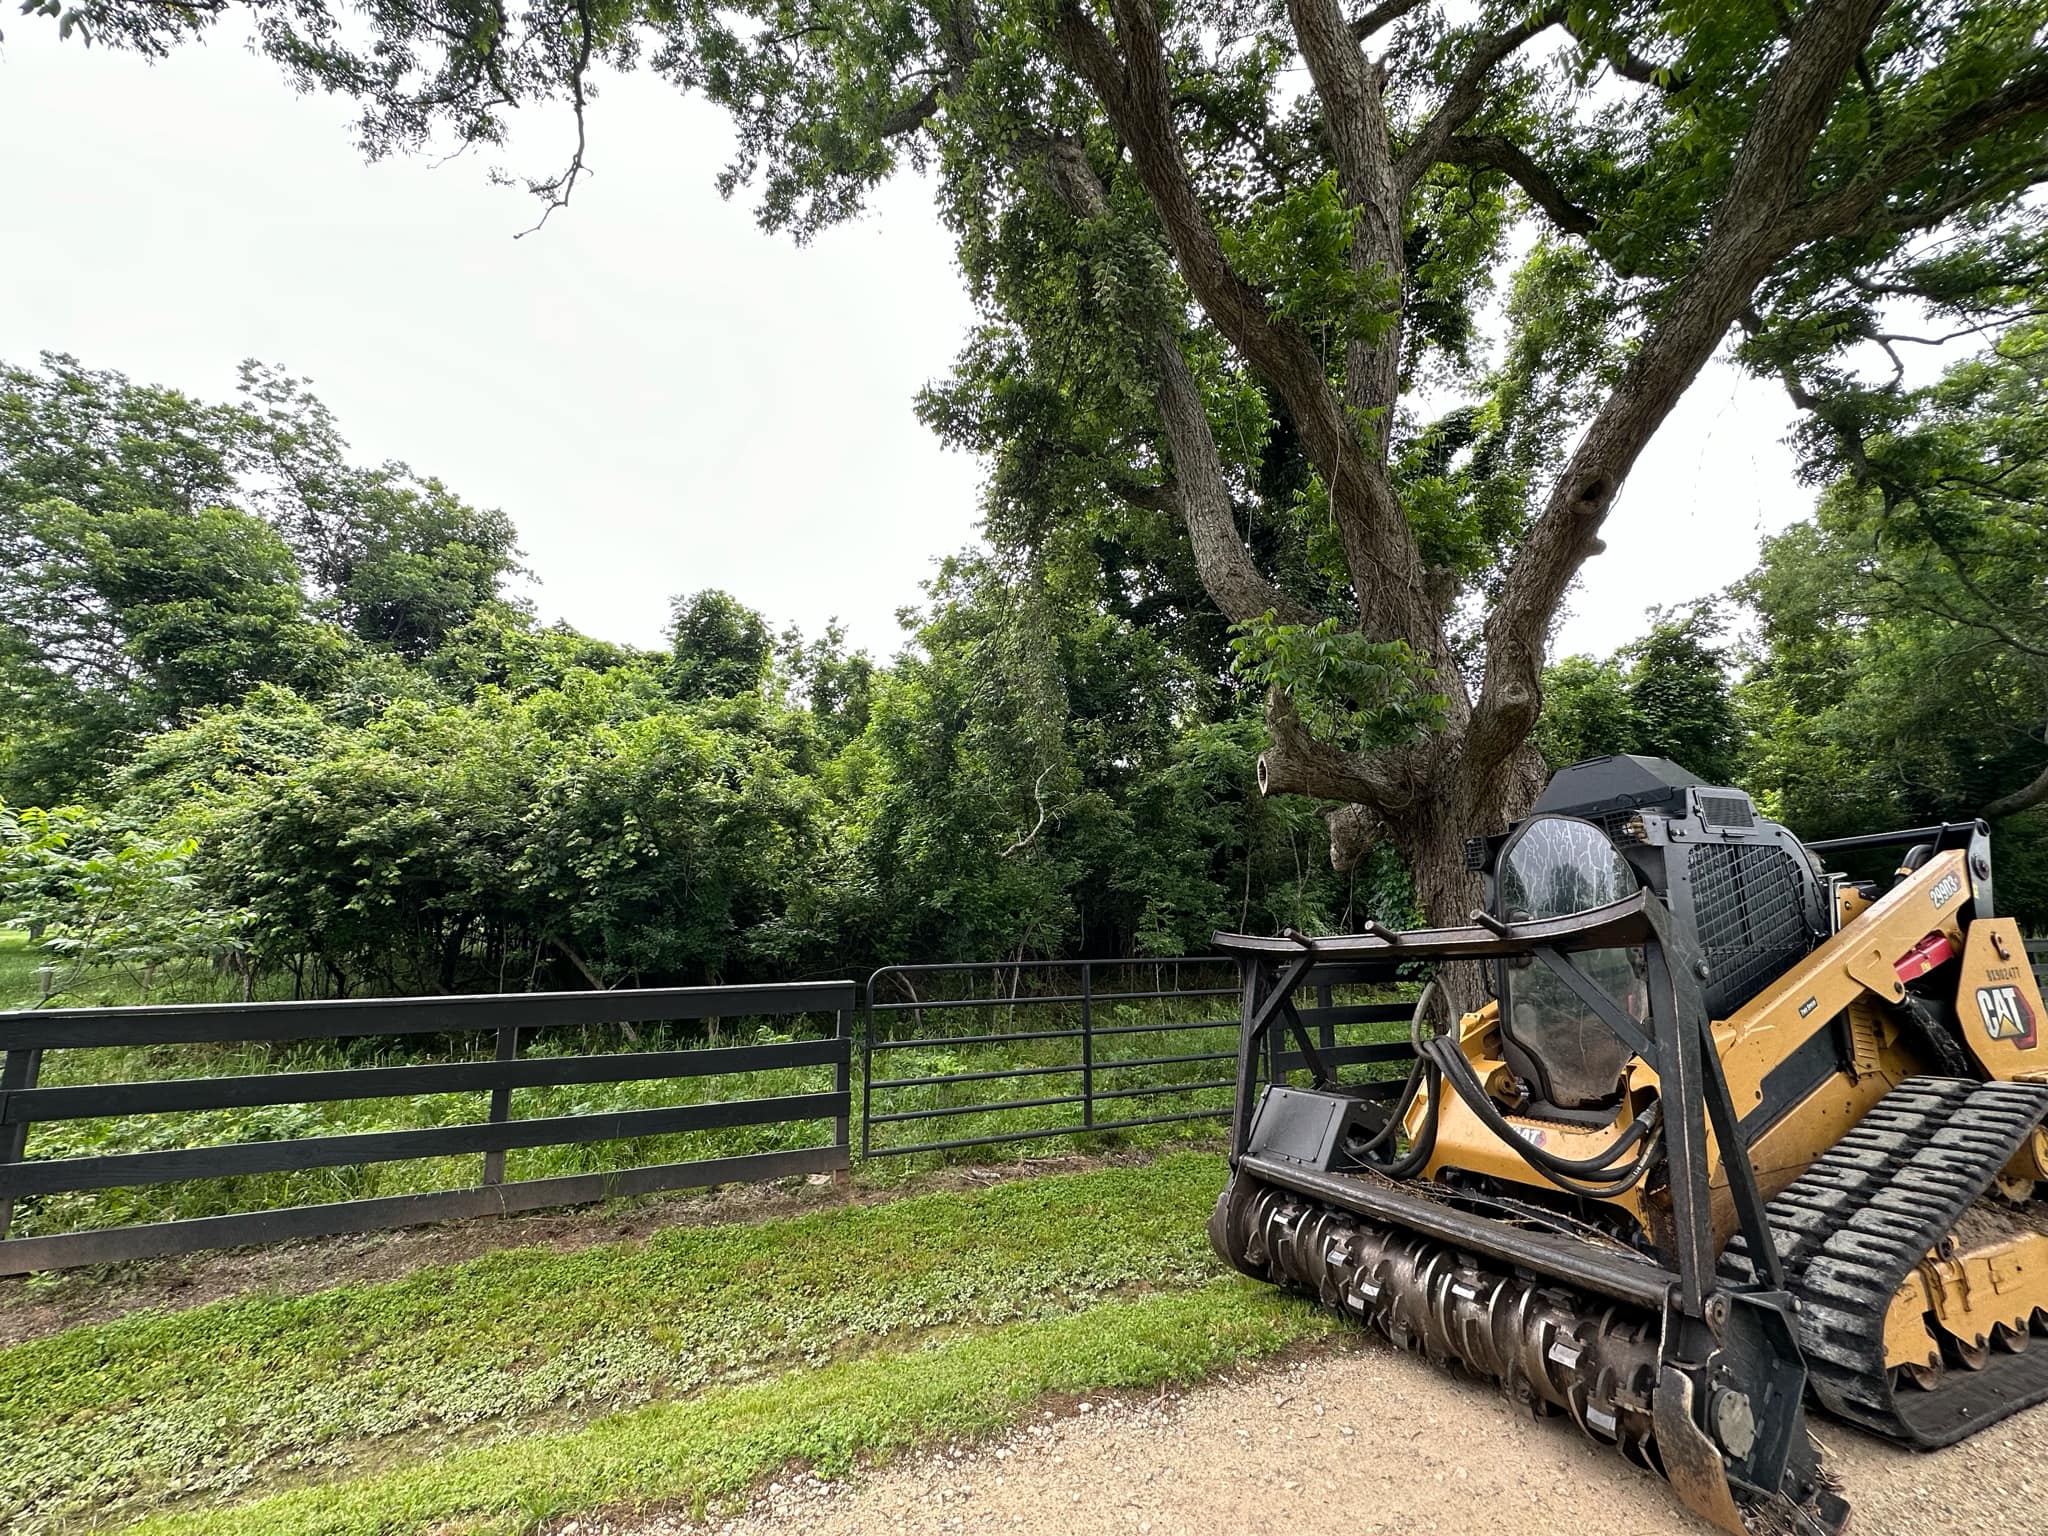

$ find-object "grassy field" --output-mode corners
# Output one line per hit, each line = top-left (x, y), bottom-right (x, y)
(0, 930), (307, 1011)
(0, 1153), (1339, 1535)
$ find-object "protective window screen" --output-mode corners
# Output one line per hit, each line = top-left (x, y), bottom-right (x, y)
(1498, 816), (1638, 921)
(1498, 816), (1643, 1107)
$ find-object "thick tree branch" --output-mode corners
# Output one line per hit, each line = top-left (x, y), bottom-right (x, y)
(1440, 133), (1597, 235)
(1468, 0), (1890, 782)
(1289, 0), (1405, 425)
(1349, 0), (1431, 42)
(1050, 0), (1433, 658)
(1981, 750), (2048, 820)
(1396, 7), (1566, 196)
(1257, 690), (1414, 806)
(878, 84), (943, 137)
(1558, 19), (1690, 93)
(1788, 65), (2048, 244)
(1040, 141), (1315, 627)
(1324, 801), (1384, 874)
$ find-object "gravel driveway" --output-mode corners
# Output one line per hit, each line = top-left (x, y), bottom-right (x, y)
(631, 1337), (2047, 1536)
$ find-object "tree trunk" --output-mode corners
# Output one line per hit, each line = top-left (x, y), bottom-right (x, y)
(1314, 740), (1547, 1013)
(1396, 800), (1481, 932)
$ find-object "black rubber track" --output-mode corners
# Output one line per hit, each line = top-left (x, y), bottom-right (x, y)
(1722, 1076), (2048, 1448)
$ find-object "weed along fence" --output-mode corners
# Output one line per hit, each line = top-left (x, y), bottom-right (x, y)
(0, 981), (854, 1274)
(860, 956), (1419, 1158)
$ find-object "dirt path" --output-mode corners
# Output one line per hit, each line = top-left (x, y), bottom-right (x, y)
(622, 1340), (2047, 1536)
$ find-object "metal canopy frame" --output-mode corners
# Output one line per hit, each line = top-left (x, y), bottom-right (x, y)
(1213, 890), (1783, 1319)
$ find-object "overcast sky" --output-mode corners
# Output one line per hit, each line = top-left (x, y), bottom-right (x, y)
(4, 23), (1822, 664)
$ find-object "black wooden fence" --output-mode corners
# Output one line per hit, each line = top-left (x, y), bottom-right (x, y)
(861, 956), (1417, 1157)
(2, 942), (2042, 1274)
(0, 982), (853, 1275)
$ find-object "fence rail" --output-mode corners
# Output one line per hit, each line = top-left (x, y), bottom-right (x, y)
(861, 956), (1417, 1158)
(0, 981), (853, 1274)
(2, 941), (2039, 1273)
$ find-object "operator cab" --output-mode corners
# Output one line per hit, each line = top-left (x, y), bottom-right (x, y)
(1472, 755), (1827, 1117)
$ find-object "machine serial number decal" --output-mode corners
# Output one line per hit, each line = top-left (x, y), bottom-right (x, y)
(1929, 872), (1962, 909)
(1975, 985), (2039, 1050)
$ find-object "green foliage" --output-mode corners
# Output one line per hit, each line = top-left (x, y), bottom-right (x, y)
(1229, 614), (1447, 754)
(1734, 323), (2048, 916)
(0, 802), (247, 1002)
(1620, 609), (1743, 785)
(1221, 173), (1402, 357)
(1534, 607), (1741, 783)
(230, 363), (525, 656)
(0, 356), (520, 803)
(1533, 654), (1638, 771)
(161, 673), (823, 990)
(20, 0), (2048, 907)
(777, 619), (874, 747)
(426, 601), (654, 700)
(666, 588), (773, 703)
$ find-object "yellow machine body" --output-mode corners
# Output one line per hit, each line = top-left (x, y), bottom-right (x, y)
(1407, 847), (2048, 1390)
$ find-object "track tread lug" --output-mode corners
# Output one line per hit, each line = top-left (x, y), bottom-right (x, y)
(1742, 1078), (2048, 1447)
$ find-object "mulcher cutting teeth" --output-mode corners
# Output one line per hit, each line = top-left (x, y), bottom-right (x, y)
(1211, 1172), (1849, 1536)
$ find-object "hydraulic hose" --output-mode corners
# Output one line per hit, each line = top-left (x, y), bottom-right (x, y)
(1351, 979), (1447, 1178)
(1422, 1033), (1663, 1197)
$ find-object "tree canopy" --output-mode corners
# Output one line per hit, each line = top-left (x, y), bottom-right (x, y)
(1735, 320), (2048, 909)
(0, 355), (522, 801)
(30, 0), (2046, 922)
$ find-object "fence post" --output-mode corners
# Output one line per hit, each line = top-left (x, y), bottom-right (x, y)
(0, 1047), (43, 1241)
(481, 1024), (520, 1187)
(834, 1007), (853, 1184)
(1081, 961), (1095, 1130)
(1317, 980), (1336, 1053)
(860, 982), (874, 1160)
(1265, 980), (1284, 1088)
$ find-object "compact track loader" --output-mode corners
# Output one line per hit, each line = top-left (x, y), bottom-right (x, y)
(1208, 754), (2048, 1533)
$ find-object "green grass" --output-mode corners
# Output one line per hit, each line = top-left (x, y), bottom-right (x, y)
(0, 928), (54, 1007)
(0, 1154), (1233, 1532)
(0, 929), (304, 1011)
(123, 1278), (1338, 1536)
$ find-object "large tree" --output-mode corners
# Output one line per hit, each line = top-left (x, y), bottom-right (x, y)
(0, 354), (526, 796)
(34, 0), (2048, 926)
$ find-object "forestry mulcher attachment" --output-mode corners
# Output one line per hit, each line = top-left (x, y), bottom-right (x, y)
(1209, 754), (2048, 1534)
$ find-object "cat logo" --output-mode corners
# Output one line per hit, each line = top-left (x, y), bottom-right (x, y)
(1975, 984), (2039, 1050)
